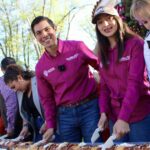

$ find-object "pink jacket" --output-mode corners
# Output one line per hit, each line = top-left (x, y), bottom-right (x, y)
(36, 39), (99, 128)
(99, 37), (150, 123)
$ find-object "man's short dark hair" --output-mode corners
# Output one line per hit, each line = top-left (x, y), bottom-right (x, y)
(31, 16), (56, 35)
(1, 57), (16, 71)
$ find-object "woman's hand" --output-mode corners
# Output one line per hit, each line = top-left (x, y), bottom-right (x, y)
(19, 126), (29, 138)
(39, 122), (47, 134)
(98, 113), (108, 129)
(43, 128), (54, 142)
(7, 129), (14, 137)
(113, 119), (130, 139)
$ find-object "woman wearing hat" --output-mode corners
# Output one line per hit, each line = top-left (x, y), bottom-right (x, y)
(92, 0), (150, 142)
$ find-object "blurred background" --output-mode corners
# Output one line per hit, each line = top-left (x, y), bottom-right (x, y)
(0, 0), (146, 75)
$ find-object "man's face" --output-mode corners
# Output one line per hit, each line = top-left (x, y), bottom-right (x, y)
(33, 20), (57, 49)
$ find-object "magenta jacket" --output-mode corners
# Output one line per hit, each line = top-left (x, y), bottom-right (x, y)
(36, 39), (99, 128)
(99, 37), (150, 123)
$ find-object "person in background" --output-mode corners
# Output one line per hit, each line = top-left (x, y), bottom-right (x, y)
(0, 57), (19, 138)
(0, 94), (7, 130)
(92, 0), (150, 142)
(4, 64), (45, 142)
(30, 16), (102, 143)
(130, 0), (150, 81)
(0, 94), (6, 135)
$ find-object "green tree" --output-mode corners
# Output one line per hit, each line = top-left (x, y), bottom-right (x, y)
(0, 0), (96, 69)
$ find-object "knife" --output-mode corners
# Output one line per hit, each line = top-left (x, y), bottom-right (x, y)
(102, 134), (116, 150)
(91, 127), (103, 144)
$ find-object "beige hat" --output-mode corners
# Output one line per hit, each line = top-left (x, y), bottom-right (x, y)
(92, 0), (119, 24)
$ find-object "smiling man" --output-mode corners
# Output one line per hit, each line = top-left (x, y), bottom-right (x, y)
(31, 16), (102, 143)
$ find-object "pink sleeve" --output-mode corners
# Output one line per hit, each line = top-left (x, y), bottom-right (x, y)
(36, 66), (57, 129)
(118, 38), (145, 122)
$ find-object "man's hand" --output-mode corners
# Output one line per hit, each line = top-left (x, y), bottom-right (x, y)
(113, 119), (130, 139)
(43, 128), (54, 142)
(98, 113), (108, 129)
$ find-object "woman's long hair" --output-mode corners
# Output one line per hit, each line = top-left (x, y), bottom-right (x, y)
(4, 64), (35, 84)
(96, 15), (141, 68)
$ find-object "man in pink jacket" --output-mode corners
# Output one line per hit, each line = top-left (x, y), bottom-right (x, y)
(31, 16), (102, 143)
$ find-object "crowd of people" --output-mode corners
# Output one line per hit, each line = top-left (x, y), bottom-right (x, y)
(0, 0), (150, 144)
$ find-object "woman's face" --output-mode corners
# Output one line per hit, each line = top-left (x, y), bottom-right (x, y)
(97, 14), (118, 38)
(139, 17), (150, 30)
(7, 76), (25, 92)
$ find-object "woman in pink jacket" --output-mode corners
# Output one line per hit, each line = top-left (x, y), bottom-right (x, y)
(92, 0), (150, 142)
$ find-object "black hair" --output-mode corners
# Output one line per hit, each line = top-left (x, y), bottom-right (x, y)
(95, 15), (141, 67)
(1, 57), (16, 71)
(4, 64), (35, 84)
(31, 16), (56, 35)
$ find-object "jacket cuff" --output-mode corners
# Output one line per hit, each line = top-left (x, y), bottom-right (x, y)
(46, 121), (56, 129)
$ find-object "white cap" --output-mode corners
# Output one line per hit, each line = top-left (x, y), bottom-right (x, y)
(92, 0), (119, 24)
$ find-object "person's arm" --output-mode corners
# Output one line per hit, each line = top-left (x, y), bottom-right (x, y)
(36, 67), (57, 130)
(78, 41), (99, 71)
(39, 121), (46, 134)
(19, 120), (29, 138)
(118, 38), (144, 122)
(4, 89), (18, 135)
(114, 39), (144, 139)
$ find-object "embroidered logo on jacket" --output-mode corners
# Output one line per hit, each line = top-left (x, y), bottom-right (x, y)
(43, 67), (55, 77)
(95, 7), (104, 16)
(120, 56), (130, 62)
(66, 53), (79, 61)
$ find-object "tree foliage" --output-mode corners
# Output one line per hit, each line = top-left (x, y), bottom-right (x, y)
(0, 0), (96, 69)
